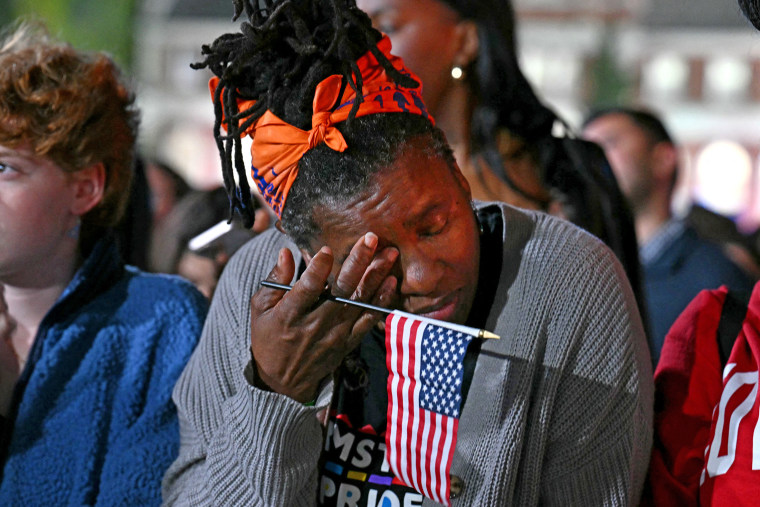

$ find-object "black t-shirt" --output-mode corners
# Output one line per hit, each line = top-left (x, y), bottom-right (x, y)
(317, 206), (503, 506)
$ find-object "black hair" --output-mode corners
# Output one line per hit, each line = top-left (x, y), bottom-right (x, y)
(437, 0), (649, 323)
(192, 0), (443, 238)
(739, 0), (760, 31)
(438, 0), (560, 204)
(441, 0), (557, 137)
(583, 107), (675, 146)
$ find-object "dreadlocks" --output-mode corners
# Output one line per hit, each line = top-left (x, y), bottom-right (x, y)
(193, 0), (419, 229)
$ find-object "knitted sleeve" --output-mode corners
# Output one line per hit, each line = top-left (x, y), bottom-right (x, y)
(162, 230), (326, 506)
(527, 219), (654, 505)
(96, 273), (209, 506)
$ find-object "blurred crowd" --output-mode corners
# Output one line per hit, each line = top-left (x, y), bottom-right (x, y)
(2, 0), (760, 505)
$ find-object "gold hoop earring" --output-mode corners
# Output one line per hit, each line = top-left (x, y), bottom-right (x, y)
(451, 65), (464, 80)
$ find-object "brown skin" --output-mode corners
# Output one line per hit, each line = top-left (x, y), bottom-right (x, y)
(357, 0), (469, 120)
(357, 0), (476, 153)
(251, 236), (399, 403)
(357, 0), (552, 212)
(250, 143), (480, 403)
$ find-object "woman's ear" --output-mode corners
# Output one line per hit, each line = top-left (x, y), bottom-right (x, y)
(453, 20), (479, 69)
(651, 142), (678, 185)
(69, 162), (106, 216)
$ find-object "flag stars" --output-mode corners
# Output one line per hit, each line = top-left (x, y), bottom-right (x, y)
(411, 322), (476, 416)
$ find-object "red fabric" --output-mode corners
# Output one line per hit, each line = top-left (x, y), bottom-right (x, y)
(644, 282), (760, 506)
(208, 35), (431, 218)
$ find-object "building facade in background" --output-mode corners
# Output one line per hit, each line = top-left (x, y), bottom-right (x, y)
(135, 0), (760, 231)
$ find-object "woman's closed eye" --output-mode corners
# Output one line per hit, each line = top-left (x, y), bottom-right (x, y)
(419, 216), (448, 238)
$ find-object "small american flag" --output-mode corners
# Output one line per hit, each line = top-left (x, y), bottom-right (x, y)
(384, 311), (475, 505)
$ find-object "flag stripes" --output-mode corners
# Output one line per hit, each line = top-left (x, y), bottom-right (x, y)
(385, 312), (474, 505)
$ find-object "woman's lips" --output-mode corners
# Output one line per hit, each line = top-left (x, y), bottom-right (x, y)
(416, 296), (458, 322)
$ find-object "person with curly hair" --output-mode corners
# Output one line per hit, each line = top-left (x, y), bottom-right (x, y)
(0, 22), (207, 505)
(162, 1), (653, 505)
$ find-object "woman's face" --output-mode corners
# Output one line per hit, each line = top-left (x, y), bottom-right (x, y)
(357, 0), (463, 115)
(312, 143), (480, 325)
(0, 143), (80, 284)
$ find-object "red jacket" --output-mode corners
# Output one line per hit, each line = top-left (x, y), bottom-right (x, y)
(644, 283), (760, 506)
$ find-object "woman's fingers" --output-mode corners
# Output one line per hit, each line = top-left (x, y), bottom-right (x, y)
(253, 248), (296, 308)
(332, 232), (378, 298)
(346, 275), (398, 349)
(317, 241), (399, 339)
(352, 246), (398, 302)
(247, 233), (400, 403)
(259, 247), (334, 323)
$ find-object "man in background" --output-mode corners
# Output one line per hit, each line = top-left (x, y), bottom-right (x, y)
(582, 107), (754, 364)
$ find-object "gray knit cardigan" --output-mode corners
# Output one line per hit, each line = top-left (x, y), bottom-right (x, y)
(162, 203), (653, 506)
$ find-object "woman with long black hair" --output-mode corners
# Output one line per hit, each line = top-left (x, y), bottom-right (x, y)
(358, 0), (646, 315)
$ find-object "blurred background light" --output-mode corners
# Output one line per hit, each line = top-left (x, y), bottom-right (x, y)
(642, 53), (689, 100)
(693, 140), (752, 216)
(704, 56), (751, 102)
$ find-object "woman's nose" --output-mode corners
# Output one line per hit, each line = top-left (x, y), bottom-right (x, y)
(398, 248), (441, 296)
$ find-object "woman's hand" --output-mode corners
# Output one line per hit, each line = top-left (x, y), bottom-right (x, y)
(0, 285), (20, 416)
(249, 232), (398, 403)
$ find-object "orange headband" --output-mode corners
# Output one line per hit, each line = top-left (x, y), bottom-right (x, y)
(209, 36), (432, 218)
